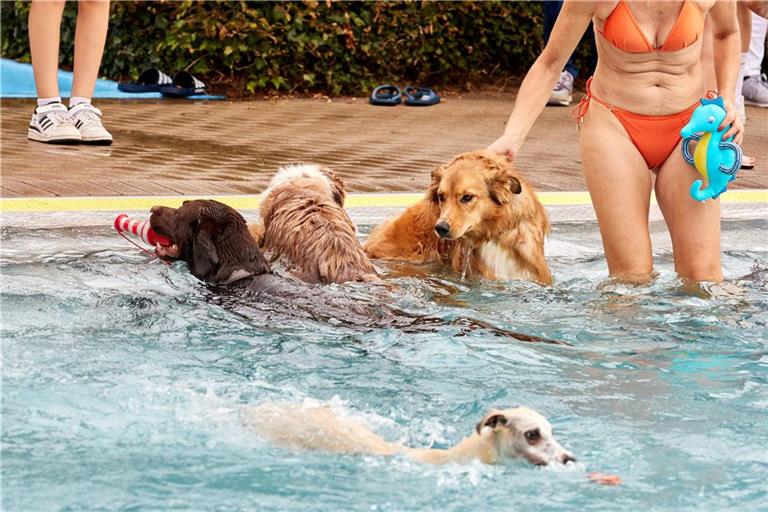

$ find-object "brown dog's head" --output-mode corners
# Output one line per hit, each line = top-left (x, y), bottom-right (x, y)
(149, 200), (270, 284)
(428, 151), (525, 241)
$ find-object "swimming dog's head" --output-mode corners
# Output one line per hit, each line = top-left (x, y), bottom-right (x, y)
(264, 163), (346, 207)
(429, 151), (528, 241)
(475, 407), (575, 466)
(150, 199), (270, 284)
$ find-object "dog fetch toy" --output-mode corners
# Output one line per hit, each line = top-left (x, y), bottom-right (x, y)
(680, 96), (742, 202)
(114, 213), (172, 247)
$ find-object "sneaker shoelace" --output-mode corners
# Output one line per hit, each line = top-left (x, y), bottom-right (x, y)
(41, 108), (75, 128)
(554, 73), (573, 92)
(71, 106), (103, 126)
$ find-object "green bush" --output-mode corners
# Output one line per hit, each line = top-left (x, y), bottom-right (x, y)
(0, 1), (594, 96)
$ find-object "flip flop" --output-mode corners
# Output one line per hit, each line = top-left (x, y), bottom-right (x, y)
(403, 86), (440, 106)
(741, 154), (756, 170)
(117, 68), (173, 93)
(369, 85), (401, 106)
(159, 71), (207, 98)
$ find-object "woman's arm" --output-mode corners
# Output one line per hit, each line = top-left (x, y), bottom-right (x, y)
(488, 1), (596, 160)
(709, 0), (744, 142)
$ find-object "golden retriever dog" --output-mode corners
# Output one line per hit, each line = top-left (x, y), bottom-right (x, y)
(254, 164), (378, 284)
(244, 403), (575, 466)
(365, 151), (552, 284)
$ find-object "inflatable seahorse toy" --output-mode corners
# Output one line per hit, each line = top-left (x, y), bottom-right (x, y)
(680, 96), (742, 202)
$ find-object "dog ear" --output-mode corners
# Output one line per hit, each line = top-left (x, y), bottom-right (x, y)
(322, 168), (346, 206)
(476, 411), (508, 435)
(487, 169), (522, 205)
(190, 220), (220, 279)
(428, 165), (445, 203)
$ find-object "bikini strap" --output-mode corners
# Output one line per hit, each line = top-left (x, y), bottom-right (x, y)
(573, 77), (617, 126)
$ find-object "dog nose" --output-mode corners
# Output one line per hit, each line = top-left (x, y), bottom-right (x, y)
(150, 206), (161, 214)
(435, 221), (451, 238)
(561, 453), (576, 464)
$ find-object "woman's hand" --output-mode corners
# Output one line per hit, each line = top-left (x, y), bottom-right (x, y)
(487, 134), (520, 162)
(719, 96), (744, 144)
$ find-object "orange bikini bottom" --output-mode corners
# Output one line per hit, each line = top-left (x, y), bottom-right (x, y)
(574, 77), (699, 169)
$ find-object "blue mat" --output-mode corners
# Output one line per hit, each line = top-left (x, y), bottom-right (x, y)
(0, 59), (224, 100)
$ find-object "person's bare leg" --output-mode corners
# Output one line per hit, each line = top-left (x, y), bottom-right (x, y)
(738, 2), (753, 49)
(655, 145), (723, 283)
(71, 0), (110, 99)
(579, 101), (654, 282)
(28, 0), (66, 99)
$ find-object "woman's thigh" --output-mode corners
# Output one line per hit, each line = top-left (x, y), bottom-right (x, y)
(655, 143), (723, 282)
(579, 101), (654, 280)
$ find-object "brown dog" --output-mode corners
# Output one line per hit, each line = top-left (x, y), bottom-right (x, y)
(256, 164), (378, 284)
(150, 199), (271, 285)
(365, 151), (552, 284)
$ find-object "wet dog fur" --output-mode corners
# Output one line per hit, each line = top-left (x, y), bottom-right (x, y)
(150, 199), (270, 285)
(365, 151), (552, 284)
(244, 403), (575, 466)
(254, 164), (378, 284)
(149, 200), (566, 344)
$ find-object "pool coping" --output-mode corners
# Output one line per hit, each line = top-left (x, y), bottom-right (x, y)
(1, 191), (765, 230)
(1, 189), (766, 213)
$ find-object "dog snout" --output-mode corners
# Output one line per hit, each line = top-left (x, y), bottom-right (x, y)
(150, 206), (164, 215)
(561, 452), (576, 464)
(435, 221), (451, 239)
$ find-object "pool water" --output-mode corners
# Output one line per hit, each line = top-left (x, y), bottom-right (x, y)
(2, 217), (767, 511)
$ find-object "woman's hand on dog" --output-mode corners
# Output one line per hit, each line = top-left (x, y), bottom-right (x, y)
(486, 134), (520, 162)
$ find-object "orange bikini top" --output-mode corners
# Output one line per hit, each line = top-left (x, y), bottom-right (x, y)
(600, 0), (704, 53)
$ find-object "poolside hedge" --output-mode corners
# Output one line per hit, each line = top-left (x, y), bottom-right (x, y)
(0, 1), (595, 96)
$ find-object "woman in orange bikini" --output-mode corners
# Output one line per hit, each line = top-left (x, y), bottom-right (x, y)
(488, 0), (742, 283)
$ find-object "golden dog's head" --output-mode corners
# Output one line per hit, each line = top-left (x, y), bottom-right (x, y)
(428, 151), (525, 241)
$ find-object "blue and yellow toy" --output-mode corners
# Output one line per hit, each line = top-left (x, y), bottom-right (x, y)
(680, 96), (742, 202)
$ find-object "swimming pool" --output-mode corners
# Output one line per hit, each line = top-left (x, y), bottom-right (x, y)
(2, 213), (767, 511)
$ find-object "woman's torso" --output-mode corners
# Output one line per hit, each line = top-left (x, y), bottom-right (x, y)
(589, 0), (717, 115)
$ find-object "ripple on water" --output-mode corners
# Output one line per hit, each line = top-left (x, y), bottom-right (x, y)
(1, 221), (767, 511)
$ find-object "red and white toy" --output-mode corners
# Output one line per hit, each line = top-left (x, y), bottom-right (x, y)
(114, 213), (172, 247)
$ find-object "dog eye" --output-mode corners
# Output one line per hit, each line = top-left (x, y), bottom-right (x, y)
(437, 193), (446, 203)
(524, 429), (541, 443)
(460, 194), (474, 203)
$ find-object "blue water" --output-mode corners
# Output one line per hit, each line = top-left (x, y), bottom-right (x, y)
(2, 218), (767, 511)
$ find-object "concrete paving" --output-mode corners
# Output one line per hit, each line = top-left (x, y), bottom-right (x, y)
(1, 92), (766, 198)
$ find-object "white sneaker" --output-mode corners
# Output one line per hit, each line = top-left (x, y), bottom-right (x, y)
(28, 103), (81, 144)
(69, 103), (113, 145)
(547, 70), (574, 106)
(742, 73), (768, 107)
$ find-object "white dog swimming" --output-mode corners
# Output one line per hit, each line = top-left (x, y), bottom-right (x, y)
(244, 402), (575, 466)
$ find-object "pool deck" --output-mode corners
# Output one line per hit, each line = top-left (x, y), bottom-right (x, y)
(1, 92), (767, 200)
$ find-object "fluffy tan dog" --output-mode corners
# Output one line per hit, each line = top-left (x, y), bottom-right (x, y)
(254, 164), (378, 284)
(365, 151), (552, 284)
(244, 402), (575, 466)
